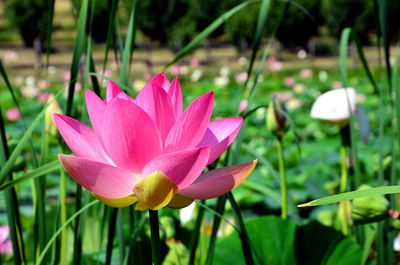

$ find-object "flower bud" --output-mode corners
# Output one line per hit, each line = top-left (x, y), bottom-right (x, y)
(351, 185), (389, 223)
(45, 94), (63, 137)
(266, 95), (288, 137)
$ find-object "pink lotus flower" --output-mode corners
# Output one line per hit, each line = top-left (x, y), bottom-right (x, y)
(190, 58), (200, 67)
(0, 225), (12, 255)
(55, 73), (256, 210)
(284, 77), (295, 87)
(5, 108), (21, 122)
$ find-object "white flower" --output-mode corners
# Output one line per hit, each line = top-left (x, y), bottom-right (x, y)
(311, 87), (357, 126)
(214, 76), (229, 87)
(220, 66), (230, 77)
(190, 69), (203, 82)
(179, 203), (196, 223)
(318, 71), (328, 82)
(238, 56), (247, 66)
(297, 49), (307, 59)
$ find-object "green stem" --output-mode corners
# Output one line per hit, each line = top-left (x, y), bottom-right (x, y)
(149, 210), (161, 265)
(277, 138), (287, 219)
(227, 192), (255, 265)
(340, 145), (349, 235)
(189, 201), (205, 265)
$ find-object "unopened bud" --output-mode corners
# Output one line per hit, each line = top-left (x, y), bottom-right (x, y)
(266, 95), (288, 137)
(351, 185), (390, 223)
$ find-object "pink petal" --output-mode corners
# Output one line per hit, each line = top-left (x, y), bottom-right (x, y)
(85, 89), (105, 134)
(101, 98), (162, 174)
(54, 114), (112, 164)
(149, 72), (170, 92)
(135, 79), (176, 141)
(199, 117), (243, 165)
(0, 240), (12, 255)
(59, 155), (138, 198)
(0, 226), (9, 243)
(168, 77), (183, 116)
(105, 80), (132, 104)
(164, 91), (214, 152)
(178, 160), (257, 199)
(142, 146), (210, 189)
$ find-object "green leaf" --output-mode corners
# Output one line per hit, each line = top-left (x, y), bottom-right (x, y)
(66, 0), (89, 116)
(120, 0), (138, 87)
(0, 93), (61, 185)
(299, 185), (400, 207)
(246, 0), (270, 84)
(339, 28), (351, 87)
(35, 200), (99, 265)
(165, 0), (259, 69)
(356, 107), (370, 144)
(0, 160), (60, 192)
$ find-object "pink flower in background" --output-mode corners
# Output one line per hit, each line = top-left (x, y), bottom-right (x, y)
(38, 80), (47, 90)
(332, 81), (342, 89)
(55, 73), (256, 210)
(269, 61), (283, 72)
(61, 71), (70, 82)
(5, 108), (21, 122)
(299, 69), (313, 78)
(2, 51), (18, 64)
(38, 93), (51, 103)
(235, 72), (248, 84)
(190, 58), (200, 67)
(238, 100), (248, 113)
(0, 225), (12, 255)
(284, 77), (295, 87)
(171, 65), (181, 76)
(144, 72), (152, 81)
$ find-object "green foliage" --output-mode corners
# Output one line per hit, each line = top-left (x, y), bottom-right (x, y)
(321, 0), (374, 43)
(6, 0), (50, 47)
(213, 216), (362, 265)
(225, 0), (320, 48)
(71, 0), (110, 43)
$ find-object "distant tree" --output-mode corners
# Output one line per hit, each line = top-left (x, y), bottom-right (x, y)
(321, 0), (374, 43)
(224, 0), (320, 49)
(6, 0), (50, 47)
(71, 0), (110, 43)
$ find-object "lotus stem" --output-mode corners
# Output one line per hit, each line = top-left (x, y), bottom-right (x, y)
(277, 137), (287, 219)
(149, 210), (161, 265)
(340, 145), (349, 235)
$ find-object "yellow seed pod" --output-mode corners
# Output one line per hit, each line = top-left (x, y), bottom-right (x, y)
(351, 185), (389, 223)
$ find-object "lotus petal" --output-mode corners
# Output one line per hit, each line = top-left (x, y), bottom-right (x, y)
(135, 79), (176, 141)
(199, 117), (243, 165)
(85, 89), (105, 134)
(179, 160), (257, 199)
(101, 98), (162, 174)
(164, 91), (214, 152)
(311, 87), (356, 122)
(59, 154), (138, 198)
(142, 146), (210, 189)
(54, 114), (112, 164)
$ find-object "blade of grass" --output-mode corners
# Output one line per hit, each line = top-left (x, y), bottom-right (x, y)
(0, 160), (59, 191)
(205, 195), (227, 265)
(189, 201), (205, 265)
(45, 0), (55, 69)
(227, 192), (254, 265)
(117, 209), (125, 265)
(120, 0), (138, 87)
(35, 200), (99, 265)
(350, 30), (379, 94)
(298, 185), (400, 206)
(0, 107), (26, 265)
(66, 0), (89, 116)
(105, 208), (118, 265)
(245, 0), (270, 89)
(377, 0), (391, 87)
(165, 0), (259, 69)
(101, 0), (119, 87)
